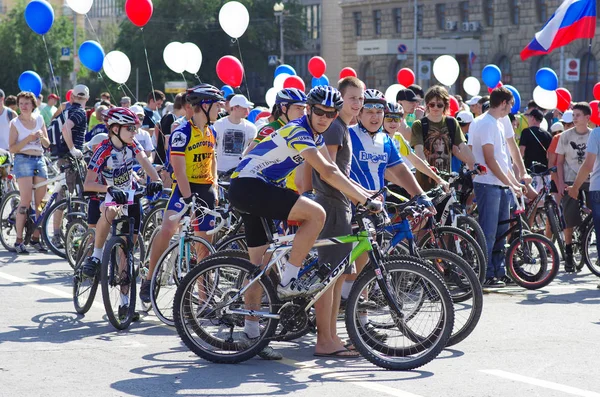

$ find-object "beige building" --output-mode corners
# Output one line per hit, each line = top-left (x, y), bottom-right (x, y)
(336, 0), (600, 105)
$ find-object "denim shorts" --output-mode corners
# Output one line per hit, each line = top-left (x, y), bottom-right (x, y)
(13, 154), (48, 179)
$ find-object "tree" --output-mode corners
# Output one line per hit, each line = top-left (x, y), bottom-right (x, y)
(0, 1), (84, 98)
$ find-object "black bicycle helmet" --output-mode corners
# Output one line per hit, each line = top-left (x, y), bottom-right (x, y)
(186, 84), (225, 106)
(307, 86), (343, 111)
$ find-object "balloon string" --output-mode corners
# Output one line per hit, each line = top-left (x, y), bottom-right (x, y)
(97, 72), (117, 104)
(41, 35), (61, 99)
(122, 84), (138, 104)
(194, 74), (202, 83)
(140, 28), (157, 104)
(180, 73), (187, 86)
(117, 84), (128, 98)
(235, 39), (251, 101)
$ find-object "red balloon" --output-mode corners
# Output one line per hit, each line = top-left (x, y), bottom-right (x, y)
(339, 67), (357, 79)
(397, 68), (415, 86)
(556, 88), (572, 112)
(216, 55), (244, 88)
(449, 96), (459, 116)
(593, 83), (600, 101)
(283, 75), (306, 92)
(487, 81), (503, 94)
(591, 100), (600, 125)
(125, 0), (153, 27)
(308, 56), (326, 78)
(65, 89), (73, 102)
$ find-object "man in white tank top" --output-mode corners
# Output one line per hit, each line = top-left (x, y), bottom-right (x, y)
(0, 89), (17, 152)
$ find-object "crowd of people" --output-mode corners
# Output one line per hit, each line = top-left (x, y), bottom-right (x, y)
(1, 74), (599, 359)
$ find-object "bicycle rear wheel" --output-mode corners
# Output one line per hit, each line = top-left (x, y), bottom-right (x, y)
(345, 259), (454, 370)
(173, 256), (279, 364)
(73, 230), (99, 314)
(0, 191), (20, 252)
(41, 198), (88, 258)
(506, 233), (559, 289)
(581, 220), (600, 276)
(65, 219), (88, 269)
(215, 233), (248, 252)
(546, 201), (566, 260)
(457, 215), (488, 264)
(101, 236), (137, 330)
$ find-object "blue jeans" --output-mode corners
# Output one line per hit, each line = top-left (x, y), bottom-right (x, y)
(589, 191), (600, 248)
(474, 182), (512, 279)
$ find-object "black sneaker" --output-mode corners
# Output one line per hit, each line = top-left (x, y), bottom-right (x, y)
(14, 242), (29, 255)
(500, 275), (516, 286)
(118, 305), (140, 322)
(82, 257), (101, 279)
(139, 279), (151, 304)
(483, 277), (506, 288)
(564, 254), (576, 273)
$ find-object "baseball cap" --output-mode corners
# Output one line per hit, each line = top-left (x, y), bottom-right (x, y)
(396, 89), (420, 102)
(120, 96), (131, 104)
(230, 94), (254, 109)
(466, 96), (482, 106)
(129, 105), (145, 117)
(0, 89), (5, 98)
(560, 110), (573, 123)
(47, 93), (59, 100)
(72, 84), (90, 99)
(456, 111), (474, 125)
(550, 121), (565, 133)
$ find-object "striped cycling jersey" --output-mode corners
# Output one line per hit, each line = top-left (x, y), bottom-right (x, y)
(88, 138), (143, 190)
(233, 115), (323, 188)
(349, 123), (403, 190)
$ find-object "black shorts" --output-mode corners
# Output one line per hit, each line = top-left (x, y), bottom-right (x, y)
(88, 198), (101, 225)
(229, 178), (300, 247)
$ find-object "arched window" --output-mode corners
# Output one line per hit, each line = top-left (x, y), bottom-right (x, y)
(360, 62), (376, 89)
(577, 53), (597, 101)
(497, 55), (512, 84)
(389, 60), (404, 87)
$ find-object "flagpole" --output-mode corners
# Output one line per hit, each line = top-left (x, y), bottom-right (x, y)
(559, 47), (564, 87)
(584, 39), (592, 100)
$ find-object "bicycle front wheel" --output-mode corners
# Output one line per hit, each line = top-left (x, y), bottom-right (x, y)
(65, 219), (88, 269)
(41, 198), (88, 258)
(73, 230), (99, 314)
(506, 233), (560, 289)
(0, 190), (20, 252)
(345, 259), (454, 371)
(101, 236), (137, 330)
(546, 200), (566, 260)
(581, 220), (600, 276)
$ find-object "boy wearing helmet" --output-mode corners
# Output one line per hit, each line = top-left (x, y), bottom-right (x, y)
(81, 108), (162, 302)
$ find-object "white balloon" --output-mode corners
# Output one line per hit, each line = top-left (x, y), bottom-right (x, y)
(163, 42), (186, 74)
(532, 86), (558, 111)
(66, 0), (93, 14)
(540, 118), (548, 131)
(103, 51), (131, 84)
(183, 42), (202, 74)
(384, 84), (405, 104)
(273, 73), (291, 91)
(219, 1), (250, 39)
(463, 77), (481, 97)
(433, 55), (460, 86)
(265, 87), (278, 109)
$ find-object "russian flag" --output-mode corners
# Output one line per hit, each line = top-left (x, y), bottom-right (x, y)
(520, 0), (596, 61)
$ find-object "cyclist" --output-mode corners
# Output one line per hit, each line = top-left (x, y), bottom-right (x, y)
(228, 86), (381, 352)
(81, 108), (162, 315)
(142, 84), (223, 303)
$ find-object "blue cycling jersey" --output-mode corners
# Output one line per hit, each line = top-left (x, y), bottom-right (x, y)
(349, 123), (403, 190)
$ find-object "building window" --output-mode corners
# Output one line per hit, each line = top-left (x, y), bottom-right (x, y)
(436, 4), (446, 30)
(537, 0), (548, 23)
(304, 4), (320, 40)
(394, 8), (402, 33)
(89, 0), (123, 18)
(497, 55), (511, 83)
(373, 10), (382, 35)
(417, 5), (424, 32)
(361, 62), (376, 89)
(577, 53), (597, 101)
(354, 12), (362, 37)
(510, 0), (519, 25)
(459, 1), (469, 23)
(483, 0), (494, 27)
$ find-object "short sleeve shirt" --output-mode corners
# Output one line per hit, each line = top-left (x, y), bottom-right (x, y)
(168, 119), (216, 185)
(213, 117), (257, 173)
(555, 127), (591, 183)
(586, 128), (600, 191)
(88, 138), (142, 189)
(548, 133), (561, 155)
(470, 113), (511, 186)
(66, 103), (87, 152)
(519, 126), (552, 169)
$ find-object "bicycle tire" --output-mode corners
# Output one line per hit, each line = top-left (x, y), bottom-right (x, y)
(101, 236), (137, 330)
(581, 219), (600, 276)
(0, 190), (20, 252)
(457, 215), (488, 265)
(140, 204), (166, 248)
(150, 235), (216, 326)
(506, 233), (559, 290)
(546, 201), (566, 261)
(73, 230), (99, 314)
(417, 225), (486, 283)
(215, 233), (248, 252)
(65, 219), (88, 269)
(575, 215), (592, 272)
(345, 259), (454, 371)
(173, 256), (279, 364)
(41, 198), (88, 259)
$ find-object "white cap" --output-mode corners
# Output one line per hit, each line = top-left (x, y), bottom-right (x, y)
(72, 84), (90, 99)
(560, 110), (573, 123)
(466, 96), (482, 106)
(129, 105), (145, 117)
(230, 94), (254, 109)
(456, 111), (474, 124)
(86, 133), (108, 150)
(550, 121), (565, 133)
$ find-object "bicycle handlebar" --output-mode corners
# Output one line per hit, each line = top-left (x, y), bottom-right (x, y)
(168, 199), (226, 236)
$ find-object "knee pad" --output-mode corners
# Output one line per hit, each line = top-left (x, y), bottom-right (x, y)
(18, 206), (28, 215)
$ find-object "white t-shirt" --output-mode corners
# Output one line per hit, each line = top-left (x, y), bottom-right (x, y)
(469, 113), (511, 186)
(213, 117), (257, 172)
(555, 127), (591, 183)
(135, 128), (155, 152)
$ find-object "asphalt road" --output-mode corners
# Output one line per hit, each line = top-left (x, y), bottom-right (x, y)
(1, 249), (599, 397)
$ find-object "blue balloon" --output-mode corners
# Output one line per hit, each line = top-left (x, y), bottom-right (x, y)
(247, 109), (261, 124)
(221, 85), (234, 98)
(274, 64), (296, 78)
(535, 68), (559, 91)
(482, 64), (502, 88)
(504, 85), (521, 114)
(79, 41), (105, 73)
(312, 75), (330, 88)
(18, 71), (43, 97)
(24, 0), (54, 35)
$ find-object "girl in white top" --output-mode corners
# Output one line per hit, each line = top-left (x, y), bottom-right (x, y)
(8, 91), (51, 254)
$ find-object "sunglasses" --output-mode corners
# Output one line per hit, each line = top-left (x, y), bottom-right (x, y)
(384, 115), (403, 122)
(311, 106), (338, 119)
(428, 102), (445, 109)
(363, 103), (385, 110)
(122, 125), (137, 132)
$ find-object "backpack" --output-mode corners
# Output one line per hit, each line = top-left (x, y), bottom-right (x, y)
(47, 109), (69, 156)
(420, 116), (460, 148)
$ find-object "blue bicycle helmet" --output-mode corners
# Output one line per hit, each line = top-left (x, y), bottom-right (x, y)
(307, 86), (343, 111)
(276, 88), (307, 105)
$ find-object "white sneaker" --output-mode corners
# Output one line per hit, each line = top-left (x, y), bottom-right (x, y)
(277, 278), (322, 300)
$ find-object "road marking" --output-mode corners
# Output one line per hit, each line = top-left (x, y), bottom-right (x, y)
(0, 271), (72, 299)
(481, 370), (600, 397)
(280, 358), (426, 397)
